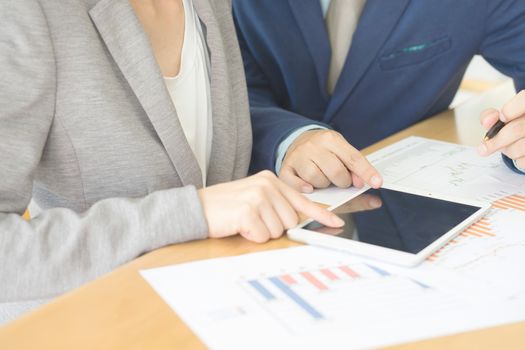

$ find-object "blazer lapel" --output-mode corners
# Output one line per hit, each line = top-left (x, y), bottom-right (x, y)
(325, 0), (411, 120)
(192, 0), (237, 185)
(89, 0), (203, 188)
(288, 0), (331, 100)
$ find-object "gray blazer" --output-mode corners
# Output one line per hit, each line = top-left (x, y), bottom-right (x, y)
(0, 0), (251, 305)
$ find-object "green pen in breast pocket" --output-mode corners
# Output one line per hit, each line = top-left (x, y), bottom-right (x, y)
(380, 35), (452, 70)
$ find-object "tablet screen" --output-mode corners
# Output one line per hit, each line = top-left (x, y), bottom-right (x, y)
(303, 188), (481, 254)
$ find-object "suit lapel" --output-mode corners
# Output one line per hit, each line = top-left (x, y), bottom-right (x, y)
(89, 0), (203, 188)
(288, 0), (331, 100)
(192, 0), (237, 185)
(325, 0), (411, 120)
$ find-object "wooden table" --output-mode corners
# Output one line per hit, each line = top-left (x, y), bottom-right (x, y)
(1, 107), (524, 349)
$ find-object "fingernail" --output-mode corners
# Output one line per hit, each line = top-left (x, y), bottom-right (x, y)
(478, 143), (488, 156)
(301, 185), (314, 193)
(500, 112), (507, 123)
(331, 215), (344, 227)
(481, 118), (492, 129)
(370, 175), (382, 188)
(369, 198), (382, 208)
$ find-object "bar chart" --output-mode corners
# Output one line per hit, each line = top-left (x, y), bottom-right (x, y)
(425, 197), (525, 299)
(427, 217), (495, 262)
(427, 192), (525, 263)
(243, 262), (431, 333)
(492, 193), (525, 212)
(142, 245), (524, 350)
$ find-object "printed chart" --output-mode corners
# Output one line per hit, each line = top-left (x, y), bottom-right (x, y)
(427, 217), (495, 262)
(426, 195), (525, 300)
(368, 136), (525, 200)
(492, 193), (525, 212)
(242, 261), (431, 334)
(141, 247), (523, 350)
(367, 137), (525, 301)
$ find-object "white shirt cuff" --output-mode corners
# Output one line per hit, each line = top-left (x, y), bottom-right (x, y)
(513, 159), (525, 173)
(275, 125), (328, 175)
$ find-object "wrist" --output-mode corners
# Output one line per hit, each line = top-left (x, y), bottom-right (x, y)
(287, 129), (320, 154)
(275, 126), (328, 174)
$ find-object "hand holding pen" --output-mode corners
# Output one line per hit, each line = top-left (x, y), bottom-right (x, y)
(477, 91), (525, 169)
(483, 119), (505, 141)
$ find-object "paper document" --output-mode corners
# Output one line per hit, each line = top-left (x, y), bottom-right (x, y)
(307, 136), (525, 206)
(141, 137), (525, 349)
(368, 136), (525, 200)
(364, 137), (525, 303)
(304, 186), (363, 208)
(141, 247), (523, 350)
(428, 204), (525, 301)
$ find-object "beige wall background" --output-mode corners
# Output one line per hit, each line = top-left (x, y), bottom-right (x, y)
(451, 55), (512, 108)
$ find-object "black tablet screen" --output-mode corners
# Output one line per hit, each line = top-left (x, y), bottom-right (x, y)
(303, 188), (481, 254)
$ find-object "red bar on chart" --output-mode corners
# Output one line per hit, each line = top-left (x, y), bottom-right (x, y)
(476, 219), (490, 226)
(498, 199), (525, 211)
(502, 200), (525, 211)
(469, 226), (495, 237)
(475, 223), (491, 231)
(494, 195), (525, 212)
(300, 272), (328, 291)
(339, 266), (359, 279)
(320, 268), (339, 281)
(506, 195), (525, 204)
(281, 274), (297, 285)
(464, 229), (483, 237)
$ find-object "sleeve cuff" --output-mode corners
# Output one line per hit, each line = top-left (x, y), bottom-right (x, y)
(274, 125), (328, 175)
(502, 154), (525, 175)
(513, 159), (525, 174)
(151, 185), (209, 244)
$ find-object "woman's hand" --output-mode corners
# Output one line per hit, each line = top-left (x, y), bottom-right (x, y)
(198, 170), (344, 243)
(478, 90), (525, 169)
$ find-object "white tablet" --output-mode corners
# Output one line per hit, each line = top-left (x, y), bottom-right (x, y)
(288, 184), (490, 266)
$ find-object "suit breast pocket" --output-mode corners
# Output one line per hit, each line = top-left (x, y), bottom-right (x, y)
(379, 35), (452, 70)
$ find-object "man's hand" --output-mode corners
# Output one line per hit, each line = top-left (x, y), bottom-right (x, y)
(478, 90), (525, 169)
(279, 129), (383, 193)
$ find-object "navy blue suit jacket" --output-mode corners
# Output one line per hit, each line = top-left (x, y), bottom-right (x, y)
(233, 0), (525, 173)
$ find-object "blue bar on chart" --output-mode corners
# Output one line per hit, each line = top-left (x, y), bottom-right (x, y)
(248, 279), (275, 301)
(410, 278), (432, 289)
(366, 264), (390, 277)
(268, 276), (324, 320)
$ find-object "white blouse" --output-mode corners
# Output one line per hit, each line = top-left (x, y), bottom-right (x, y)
(164, 0), (212, 185)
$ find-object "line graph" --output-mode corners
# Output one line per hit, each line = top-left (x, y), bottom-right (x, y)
(369, 137), (525, 202)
